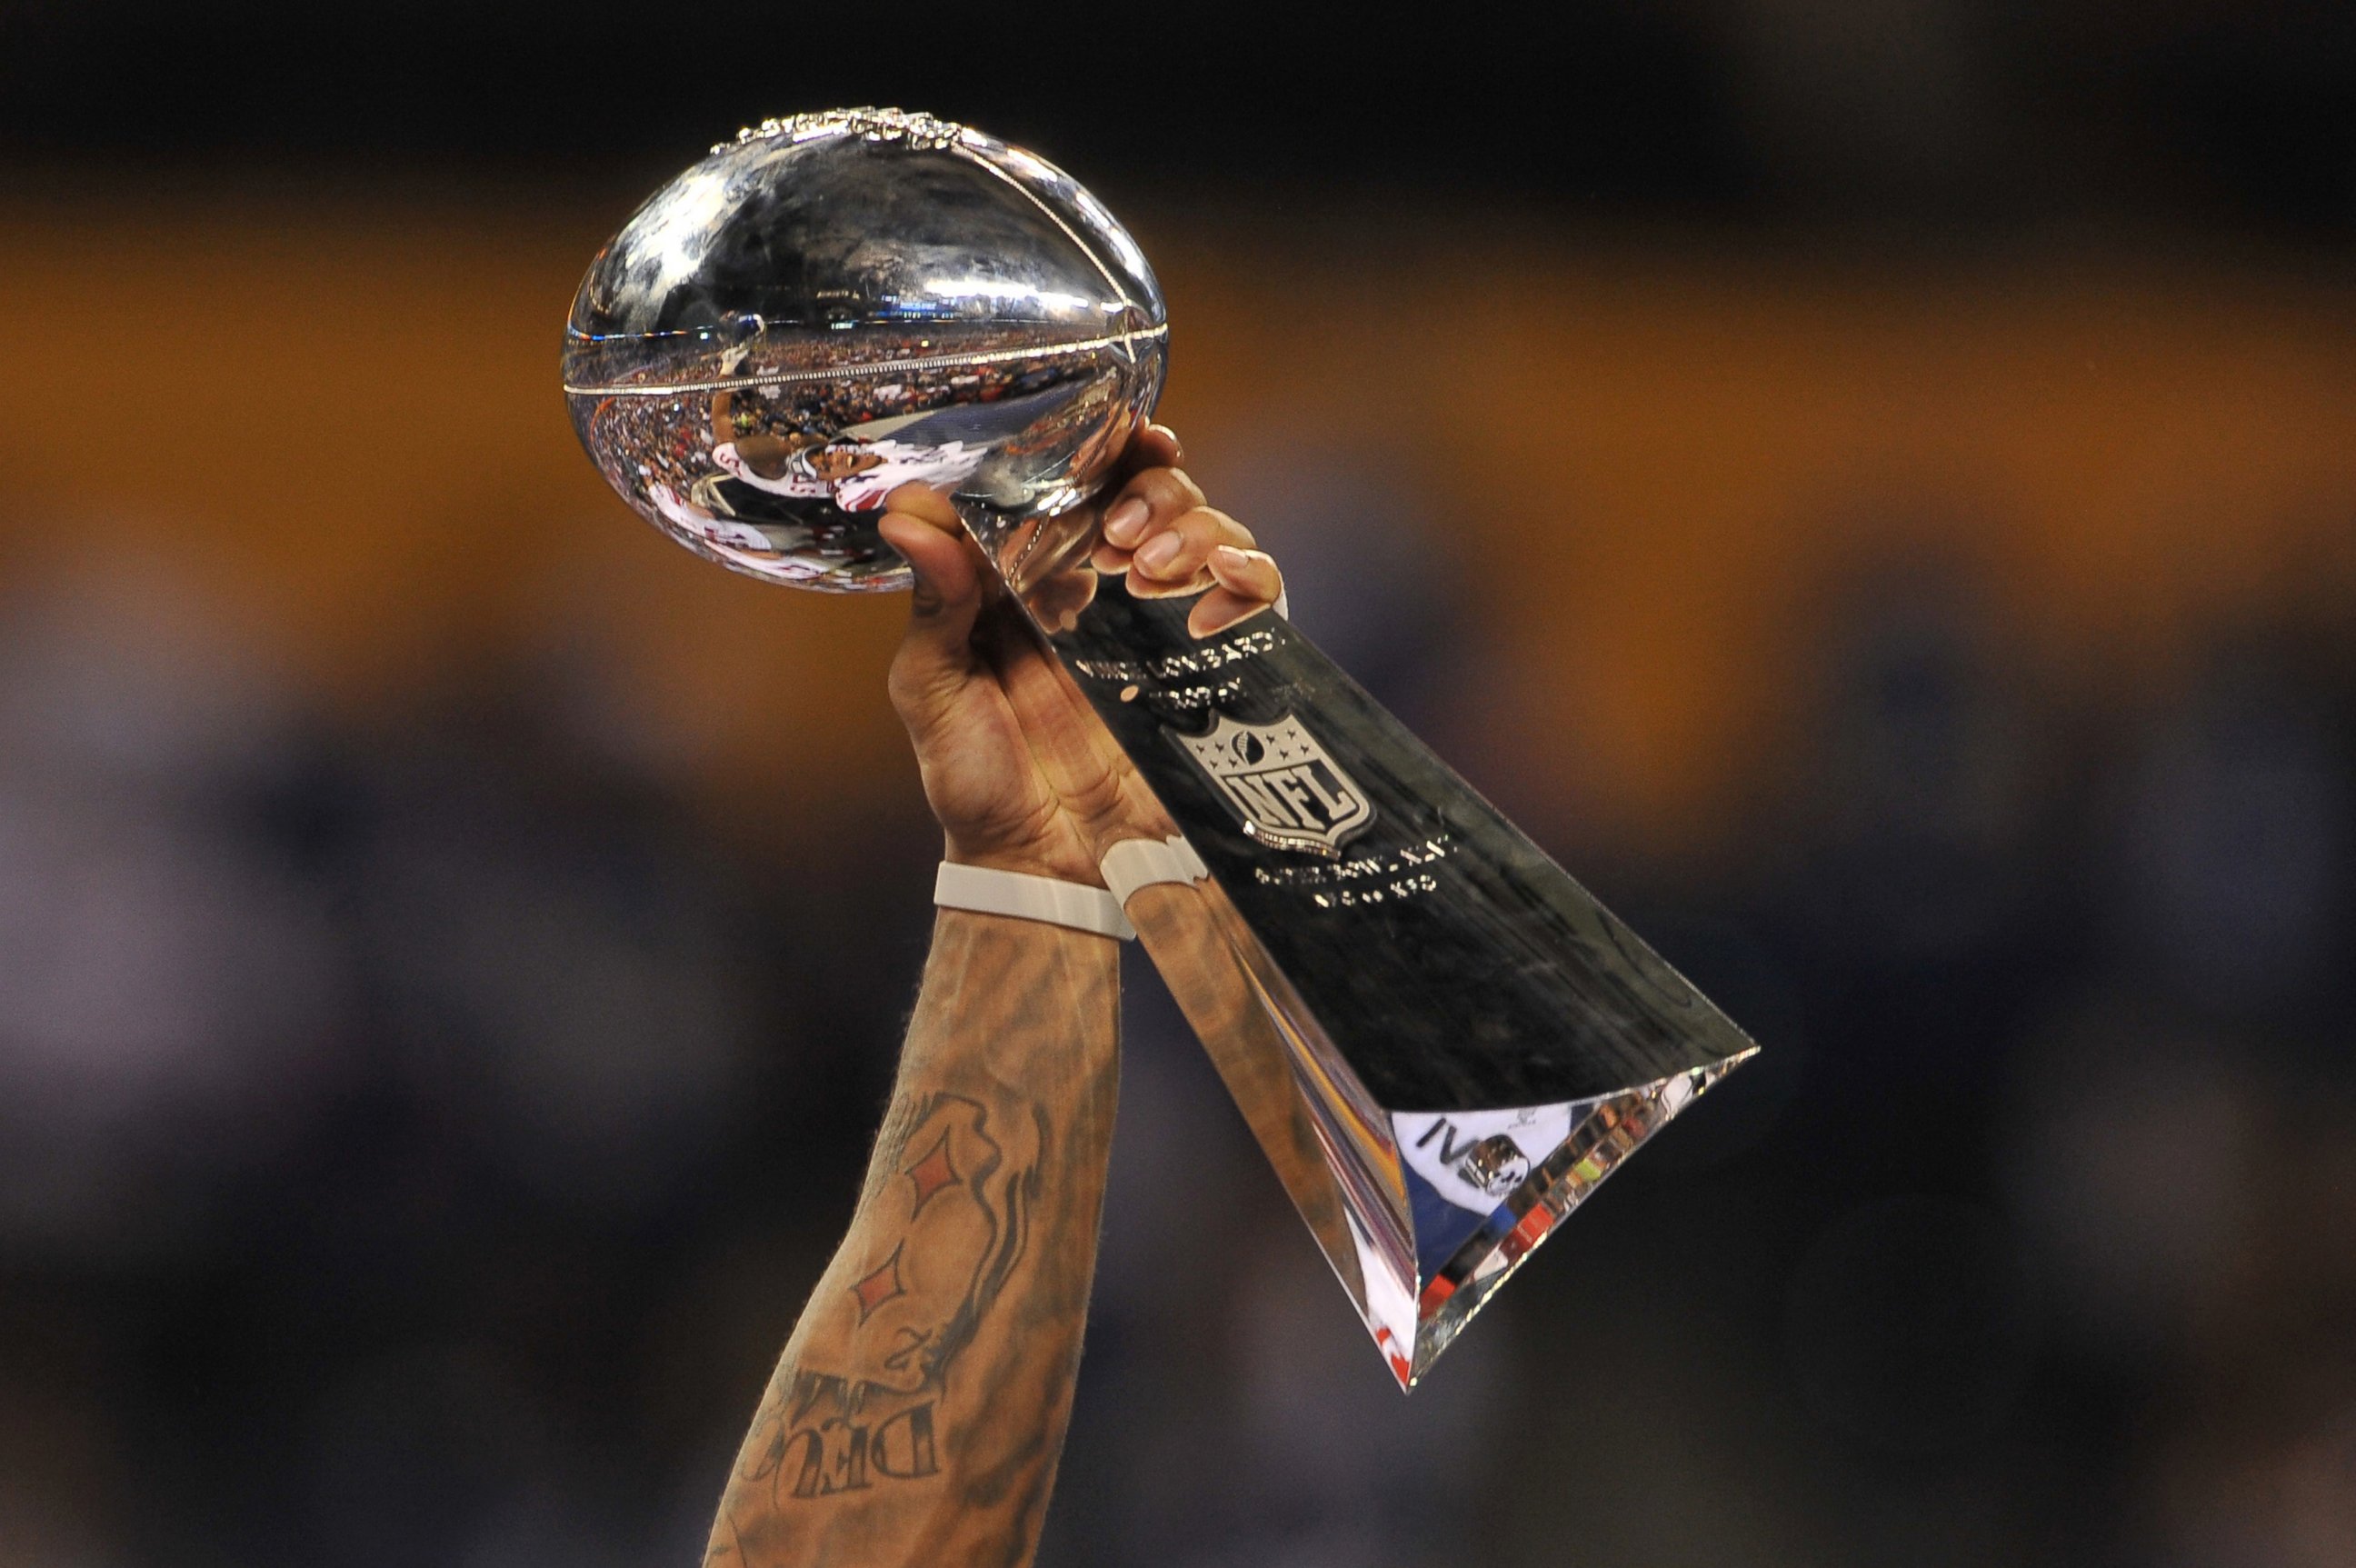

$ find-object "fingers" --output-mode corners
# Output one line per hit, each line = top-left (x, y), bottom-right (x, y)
(1207, 543), (1281, 603)
(1118, 508), (1257, 604)
(1094, 450), (1264, 599)
(1099, 465), (1283, 633)
(879, 484), (986, 731)
(1190, 545), (1284, 637)
(1132, 504), (1243, 587)
(1100, 464), (1207, 551)
(1116, 422), (1183, 477)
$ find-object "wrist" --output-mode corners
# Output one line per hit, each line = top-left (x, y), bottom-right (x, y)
(941, 832), (1103, 887)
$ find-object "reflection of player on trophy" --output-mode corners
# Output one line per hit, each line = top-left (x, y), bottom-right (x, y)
(707, 375), (988, 514)
(644, 478), (779, 556)
(704, 426), (1283, 1568)
(643, 474), (841, 583)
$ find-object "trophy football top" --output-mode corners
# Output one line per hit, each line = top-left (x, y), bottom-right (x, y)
(563, 107), (1168, 592)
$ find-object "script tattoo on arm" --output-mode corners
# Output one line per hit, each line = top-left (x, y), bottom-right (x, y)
(705, 908), (1120, 1568)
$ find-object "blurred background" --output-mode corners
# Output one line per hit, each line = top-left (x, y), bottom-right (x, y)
(3, 3), (2354, 1564)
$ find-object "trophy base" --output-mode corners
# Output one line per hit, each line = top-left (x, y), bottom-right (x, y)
(1376, 1057), (1753, 1387)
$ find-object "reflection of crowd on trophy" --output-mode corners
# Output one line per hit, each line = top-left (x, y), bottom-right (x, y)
(1003, 372), (1132, 469)
(761, 324), (1092, 428)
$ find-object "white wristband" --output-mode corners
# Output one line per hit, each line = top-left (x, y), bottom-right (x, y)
(934, 861), (1133, 940)
(1101, 834), (1210, 909)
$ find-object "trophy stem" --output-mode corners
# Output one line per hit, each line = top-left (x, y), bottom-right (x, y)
(960, 497), (1759, 1388)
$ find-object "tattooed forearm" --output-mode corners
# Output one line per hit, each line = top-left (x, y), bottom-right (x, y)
(747, 1092), (1025, 1503)
(707, 910), (1119, 1568)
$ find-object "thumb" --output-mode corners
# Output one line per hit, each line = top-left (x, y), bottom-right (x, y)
(879, 492), (985, 728)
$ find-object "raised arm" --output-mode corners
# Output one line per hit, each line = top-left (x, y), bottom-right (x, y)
(705, 426), (1281, 1568)
(704, 907), (1118, 1567)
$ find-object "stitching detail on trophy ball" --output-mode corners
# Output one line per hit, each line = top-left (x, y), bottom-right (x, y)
(718, 106), (973, 154)
(560, 325), (1169, 397)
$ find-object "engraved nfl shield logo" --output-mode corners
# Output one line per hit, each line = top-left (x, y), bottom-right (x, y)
(1175, 713), (1374, 856)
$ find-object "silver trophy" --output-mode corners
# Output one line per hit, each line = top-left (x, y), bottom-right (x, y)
(563, 107), (1756, 1387)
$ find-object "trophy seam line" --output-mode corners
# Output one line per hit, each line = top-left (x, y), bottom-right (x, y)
(954, 142), (1143, 324)
(562, 326), (1169, 397)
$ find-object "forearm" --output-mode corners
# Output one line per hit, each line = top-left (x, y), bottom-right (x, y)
(708, 909), (1121, 1568)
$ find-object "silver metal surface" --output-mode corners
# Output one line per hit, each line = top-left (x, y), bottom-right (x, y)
(564, 108), (1163, 592)
(564, 108), (1756, 1389)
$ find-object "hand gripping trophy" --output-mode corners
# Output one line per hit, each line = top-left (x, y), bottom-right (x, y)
(564, 107), (1755, 1388)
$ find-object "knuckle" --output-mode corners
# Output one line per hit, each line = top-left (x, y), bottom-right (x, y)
(1139, 467), (1203, 515)
(1169, 509), (1222, 555)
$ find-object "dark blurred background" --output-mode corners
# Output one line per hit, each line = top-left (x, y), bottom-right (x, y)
(2, 4), (2354, 1565)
